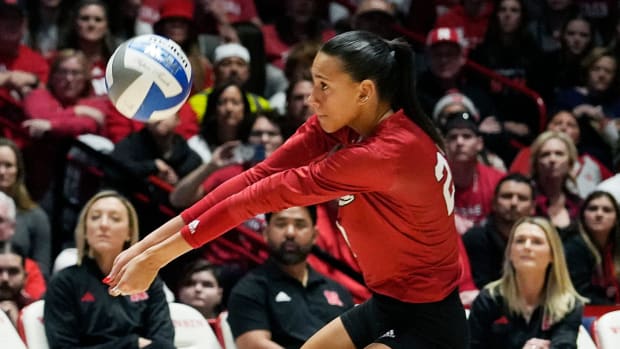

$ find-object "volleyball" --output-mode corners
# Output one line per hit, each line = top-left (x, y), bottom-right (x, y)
(105, 34), (192, 122)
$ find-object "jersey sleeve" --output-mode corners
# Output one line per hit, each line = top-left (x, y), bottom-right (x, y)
(181, 137), (397, 248)
(180, 116), (344, 223)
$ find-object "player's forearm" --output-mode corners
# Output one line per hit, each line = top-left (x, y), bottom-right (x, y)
(133, 215), (186, 253)
(142, 230), (194, 269)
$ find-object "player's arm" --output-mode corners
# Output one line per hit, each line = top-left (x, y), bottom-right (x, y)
(236, 330), (284, 349)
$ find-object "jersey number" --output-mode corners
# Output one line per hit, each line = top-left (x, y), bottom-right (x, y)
(434, 152), (455, 215)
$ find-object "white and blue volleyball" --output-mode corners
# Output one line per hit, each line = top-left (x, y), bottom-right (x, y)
(105, 34), (192, 122)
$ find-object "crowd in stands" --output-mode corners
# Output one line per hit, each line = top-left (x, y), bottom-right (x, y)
(1, 0), (620, 348)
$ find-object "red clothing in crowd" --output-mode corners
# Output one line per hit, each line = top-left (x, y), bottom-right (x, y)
(22, 89), (109, 137)
(0, 44), (49, 108)
(181, 111), (461, 303)
(454, 163), (505, 225)
(261, 25), (335, 70)
(24, 258), (46, 302)
(434, 1), (493, 51)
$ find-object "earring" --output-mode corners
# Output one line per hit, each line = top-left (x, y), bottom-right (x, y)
(361, 96), (368, 103)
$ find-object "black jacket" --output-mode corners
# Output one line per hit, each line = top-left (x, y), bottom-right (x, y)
(463, 218), (507, 289)
(44, 257), (175, 349)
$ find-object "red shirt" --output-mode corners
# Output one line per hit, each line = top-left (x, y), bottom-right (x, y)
(181, 110), (461, 303)
(434, 2), (493, 51)
(454, 163), (505, 225)
(0, 45), (50, 108)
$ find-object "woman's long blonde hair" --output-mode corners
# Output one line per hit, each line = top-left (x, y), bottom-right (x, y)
(0, 138), (37, 211)
(488, 216), (587, 325)
(75, 190), (139, 264)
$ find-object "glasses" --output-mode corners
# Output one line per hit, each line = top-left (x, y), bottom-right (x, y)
(249, 130), (281, 138)
(0, 266), (21, 276)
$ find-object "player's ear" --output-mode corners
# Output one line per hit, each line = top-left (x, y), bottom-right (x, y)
(358, 79), (375, 104)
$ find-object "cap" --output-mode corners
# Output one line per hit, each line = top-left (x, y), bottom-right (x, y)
(158, 0), (193, 21)
(432, 91), (480, 123)
(443, 112), (479, 134)
(214, 43), (251, 64)
(426, 27), (463, 48)
(0, 0), (25, 20)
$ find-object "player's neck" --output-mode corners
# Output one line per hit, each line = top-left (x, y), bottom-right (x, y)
(349, 103), (393, 137)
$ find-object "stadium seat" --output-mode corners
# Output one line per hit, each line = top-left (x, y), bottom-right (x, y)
(0, 307), (27, 349)
(218, 312), (238, 349)
(18, 300), (49, 349)
(595, 310), (620, 349)
(169, 302), (222, 349)
(577, 324), (597, 349)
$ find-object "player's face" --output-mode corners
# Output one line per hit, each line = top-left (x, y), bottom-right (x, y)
(308, 52), (364, 133)
(583, 196), (617, 244)
(498, 0), (521, 34)
(509, 223), (552, 273)
(445, 128), (482, 163)
(51, 57), (88, 102)
(287, 80), (313, 124)
(216, 85), (245, 128)
(248, 116), (283, 157)
(85, 197), (131, 258)
(0, 146), (18, 193)
(264, 207), (316, 266)
(535, 138), (571, 180)
(563, 19), (591, 55)
(76, 4), (108, 43)
(587, 56), (616, 93)
(547, 111), (579, 144)
(493, 181), (534, 226)
(177, 270), (222, 315)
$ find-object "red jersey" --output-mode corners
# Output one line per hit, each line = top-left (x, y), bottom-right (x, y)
(180, 110), (461, 303)
(454, 163), (505, 225)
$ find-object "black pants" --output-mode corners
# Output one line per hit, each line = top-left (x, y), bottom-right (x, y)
(341, 289), (469, 348)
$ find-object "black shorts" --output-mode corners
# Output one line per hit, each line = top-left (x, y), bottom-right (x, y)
(340, 289), (469, 349)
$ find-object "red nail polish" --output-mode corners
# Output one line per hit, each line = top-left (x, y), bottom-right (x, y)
(102, 276), (111, 284)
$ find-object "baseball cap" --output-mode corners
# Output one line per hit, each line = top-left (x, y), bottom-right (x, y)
(213, 43), (251, 64)
(426, 27), (463, 48)
(158, 0), (193, 21)
(433, 91), (480, 123)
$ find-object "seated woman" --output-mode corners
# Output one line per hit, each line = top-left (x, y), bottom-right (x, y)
(469, 216), (586, 349)
(176, 259), (223, 320)
(564, 190), (620, 304)
(530, 131), (582, 230)
(44, 190), (174, 348)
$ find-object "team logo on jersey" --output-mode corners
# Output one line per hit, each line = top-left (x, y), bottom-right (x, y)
(323, 290), (344, 306)
(338, 194), (355, 206)
(188, 219), (199, 234)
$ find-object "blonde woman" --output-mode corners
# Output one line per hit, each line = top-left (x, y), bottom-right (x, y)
(44, 191), (174, 348)
(469, 217), (586, 349)
(530, 131), (582, 229)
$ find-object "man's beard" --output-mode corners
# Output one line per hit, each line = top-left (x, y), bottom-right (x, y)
(268, 240), (312, 265)
(0, 283), (20, 301)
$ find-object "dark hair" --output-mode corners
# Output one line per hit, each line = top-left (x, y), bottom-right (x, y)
(177, 259), (222, 291)
(0, 241), (26, 268)
(233, 21), (267, 96)
(494, 172), (535, 198)
(320, 30), (445, 149)
(201, 82), (252, 146)
(559, 14), (595, 56)
(265, 205), (317, 225)
(58, 0), (115, 60)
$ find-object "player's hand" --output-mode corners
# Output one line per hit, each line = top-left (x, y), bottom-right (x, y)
(104, 243), (144, 290)
(22, 119), (52, 138)
(106, 250), (158, 296)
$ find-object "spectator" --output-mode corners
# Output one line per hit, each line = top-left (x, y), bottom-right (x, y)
(554, 47), (620, 167)
(0, 192), (46, 302)
(227, 206), (354, 349)
(0, 138), (51, 278)
(189, 42), (271, 125)
(563, 190), (620, 304)
(44, 190), (175, 348)
(510, 109), (612, 198)
(417, 27), (497, 135)
(24, 0), (65, 60)
(530, 131), (582, 229)
(443, 110), (505, 234)
(434, 0), (494, 50)
(194, 0), (263, 40)
(109, 113), (202, 187)
(176, 259), (223, 320)
(0, 0), (49, 125)
(469, 0), (542, 156)
(596, 173), (620, 204)
(153, 0), (213, 95)
(528, 0), (580, 53)
(58, 0), (117, 96)
(188, 81), (255, 162)
(534, 14), (596, 105)
(468, 216), (585, 349)
(463, 173), (535, 289)
(0, 241), (29, 328)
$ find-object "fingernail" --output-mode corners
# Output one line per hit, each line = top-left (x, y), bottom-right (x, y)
(102, 276), (111, 284)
